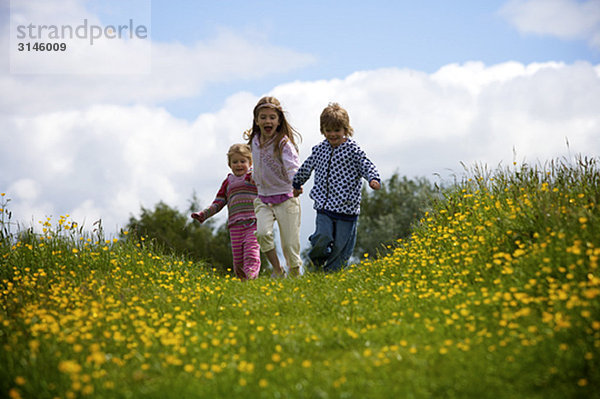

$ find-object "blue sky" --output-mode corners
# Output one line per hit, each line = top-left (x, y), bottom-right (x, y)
(1, 0), (600, 264)
(150, 0), (593, 68)
(149, 0), (599, 118)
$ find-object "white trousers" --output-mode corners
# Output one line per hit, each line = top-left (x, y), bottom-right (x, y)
(253, 197), (303, 273)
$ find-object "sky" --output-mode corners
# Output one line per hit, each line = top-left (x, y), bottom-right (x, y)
(1, 0), (600, 256)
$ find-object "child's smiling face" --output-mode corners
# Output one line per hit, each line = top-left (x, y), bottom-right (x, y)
(255, 108), (280, 139)
(229, 153), (251, 177)
(324, 127), (347, 148)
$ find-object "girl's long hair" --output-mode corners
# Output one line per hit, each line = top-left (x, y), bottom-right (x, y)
(244, 96), (301, 161)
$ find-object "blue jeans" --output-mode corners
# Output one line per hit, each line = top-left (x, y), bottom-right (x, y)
(308, 212), (357, 273)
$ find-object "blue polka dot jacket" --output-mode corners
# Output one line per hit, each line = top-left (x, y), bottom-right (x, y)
(292, 138), (380, 216)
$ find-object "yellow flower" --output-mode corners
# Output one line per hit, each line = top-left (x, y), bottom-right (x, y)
(59, 360), (82, 374)
(346, 328), (359, 339)
(583, 288), (600, 299)
(513, 249), (526, 257)
(184, 364), (194, 373)
(559, 343), (569, 351)
(333, 376), (347, 388)
(29, 340), (40, 352)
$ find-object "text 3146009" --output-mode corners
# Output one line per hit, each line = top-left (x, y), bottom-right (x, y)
(17, 42), (67, 51)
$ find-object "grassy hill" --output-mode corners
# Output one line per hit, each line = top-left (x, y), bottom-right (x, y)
(1, 157), (598, 398)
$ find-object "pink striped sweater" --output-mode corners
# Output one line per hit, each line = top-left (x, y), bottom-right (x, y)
(201, 172), (258, 227)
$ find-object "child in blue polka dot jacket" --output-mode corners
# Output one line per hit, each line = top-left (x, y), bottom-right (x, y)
(292, 103), (381, 273)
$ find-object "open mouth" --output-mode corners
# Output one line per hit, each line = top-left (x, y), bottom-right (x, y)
(328, 136), (345, 147)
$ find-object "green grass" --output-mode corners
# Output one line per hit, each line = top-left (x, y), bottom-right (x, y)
(1, 156), (599, 399)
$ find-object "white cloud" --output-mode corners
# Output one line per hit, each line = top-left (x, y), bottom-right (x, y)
(2, 62), (598, 247)
(2, 0), (315, 237)
(2, 2), (315, 115)
(500, 0), (600, 49)
(276, 62), (599, 179)
(9, 0), (151, 74)
(0, 29), (314, 115)
(9, 178), (40, 201)
(2, 104), (230, 231)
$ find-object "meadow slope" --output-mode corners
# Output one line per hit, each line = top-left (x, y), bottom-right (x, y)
(1, 157), (599, 399)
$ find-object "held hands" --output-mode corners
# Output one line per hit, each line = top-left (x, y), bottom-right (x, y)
(369, 180), (381, 190)
(295, 182), (377, 196)
(191, 212), (206, 224)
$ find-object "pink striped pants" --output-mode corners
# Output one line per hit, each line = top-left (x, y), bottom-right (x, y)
(229, 221), (261, 280)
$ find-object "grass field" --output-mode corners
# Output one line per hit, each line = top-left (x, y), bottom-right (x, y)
(1, 157), (599, 398)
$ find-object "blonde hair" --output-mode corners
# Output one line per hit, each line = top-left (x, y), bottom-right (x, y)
(227, 143), (252, 165)
(320, 102), (354, 137)
(244, 96), (301, 160)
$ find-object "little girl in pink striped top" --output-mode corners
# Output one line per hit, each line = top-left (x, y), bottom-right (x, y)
(191, 144), (261, 280)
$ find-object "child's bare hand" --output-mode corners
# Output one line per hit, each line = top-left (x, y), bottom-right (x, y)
(293, 187), (303, 197)
(369, 180), (381, 190)
(191, 212), (205, 223)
